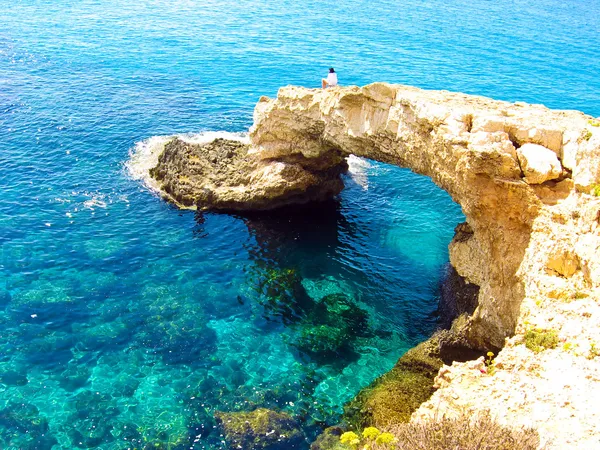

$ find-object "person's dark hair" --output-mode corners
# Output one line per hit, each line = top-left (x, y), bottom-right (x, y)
(329, 67), (335, 73)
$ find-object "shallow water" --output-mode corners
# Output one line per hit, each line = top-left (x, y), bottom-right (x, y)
(1, 0), (599, 448)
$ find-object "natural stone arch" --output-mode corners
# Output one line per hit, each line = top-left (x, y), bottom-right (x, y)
(249, 83), (600, 349)
(140, 83), (600, 350)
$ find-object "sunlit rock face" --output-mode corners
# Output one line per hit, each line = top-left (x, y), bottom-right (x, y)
(148, 82), (600, 350)
(250, 83), (600, 350)
(148, 137), (347, 211)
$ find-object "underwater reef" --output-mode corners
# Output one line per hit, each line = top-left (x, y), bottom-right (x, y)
(216, 408), (307, 449)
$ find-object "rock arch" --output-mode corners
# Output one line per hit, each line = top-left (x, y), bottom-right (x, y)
(249, 83), (600, 349)
(143, 83), (600, 350)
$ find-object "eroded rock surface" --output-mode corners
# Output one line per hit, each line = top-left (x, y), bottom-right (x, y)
(140, 83), (600, 350)
(247, 84), (599, 349)
(247, 85), (600, 447)
(149, 137), (347, 211)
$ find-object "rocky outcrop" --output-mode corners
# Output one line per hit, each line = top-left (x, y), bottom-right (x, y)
(413, 190), (600, 448)
(139, 83), (600, 448)
(249, 83), (600, 352)
(342, 326), (482, 431)
(143, 83), (600, 352)
(148, 137), (347, 210)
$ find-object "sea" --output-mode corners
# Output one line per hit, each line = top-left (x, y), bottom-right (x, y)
(1, 0), (599, 448)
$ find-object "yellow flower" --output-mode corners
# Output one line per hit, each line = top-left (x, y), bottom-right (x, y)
(340, 431), (360, 446)
(362, 427), (381, 439)
(375, 432), (395, 445)
(487, 351), (494, 357)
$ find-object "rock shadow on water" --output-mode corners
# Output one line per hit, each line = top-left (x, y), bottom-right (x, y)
(221, 201), (357, 326)
(209, 200), (399, 372)
(235, 200), (354, 266)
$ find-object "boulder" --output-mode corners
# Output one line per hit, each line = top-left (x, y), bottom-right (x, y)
(148, 137), (347, 211)
(516, 143), (562, 184)
(215, 408), (307, 450)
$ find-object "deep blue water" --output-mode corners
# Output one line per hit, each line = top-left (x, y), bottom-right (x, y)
(1, 0), (599, 448)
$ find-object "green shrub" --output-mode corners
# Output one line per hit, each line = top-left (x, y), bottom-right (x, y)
(524, 329), (559, 353)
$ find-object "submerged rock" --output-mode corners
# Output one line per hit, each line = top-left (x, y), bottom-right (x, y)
(343, 337), (445, 430)
(310, 426), (347, 450)
(343, 322), (482, 430)
(0, 370), (28, 387)
(294, 324), (348, 358)
(0, 402), (57, 449)
(291, 293), (371, 363)
(254, 267), (315, 324)
(215, 407), (307, 449)
(0, 287), (10, 309)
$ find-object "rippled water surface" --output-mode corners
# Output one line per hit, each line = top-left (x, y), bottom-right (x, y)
(1, 0), (599, 448)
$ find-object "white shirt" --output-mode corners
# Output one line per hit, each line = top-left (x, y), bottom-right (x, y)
(326, 72), (338, 86)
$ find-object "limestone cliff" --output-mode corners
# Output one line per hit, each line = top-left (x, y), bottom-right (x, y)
(140, 83), (600, 447)
(249, 83), (600, 353)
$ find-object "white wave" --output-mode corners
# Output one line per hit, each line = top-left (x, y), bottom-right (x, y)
(125, 131), (248, 193)
(83, 198), (107, 209)
(347, 154), (371, 190)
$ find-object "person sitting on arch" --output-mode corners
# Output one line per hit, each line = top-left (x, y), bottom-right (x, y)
(322, 67), (338, 89)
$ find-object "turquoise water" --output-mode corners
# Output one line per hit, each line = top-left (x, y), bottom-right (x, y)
(1, 0), (599, 448)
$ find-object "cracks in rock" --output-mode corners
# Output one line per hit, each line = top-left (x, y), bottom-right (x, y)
(507, 130), (522, 150)
(452, 222), (474, 243)
(463, 114), (474, 133)
(509, 132), (526, 179)
(559, 166), (573, 180)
